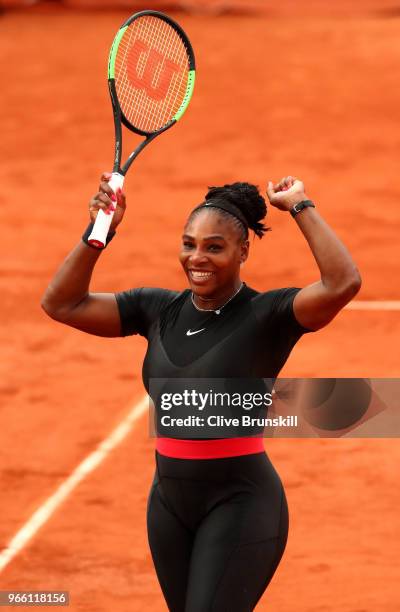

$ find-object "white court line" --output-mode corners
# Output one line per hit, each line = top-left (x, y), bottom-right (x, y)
(0, 395), (149, 574)
(345, 301), (400, 311)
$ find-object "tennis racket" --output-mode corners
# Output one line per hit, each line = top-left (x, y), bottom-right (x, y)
(88, 10), (196, 247)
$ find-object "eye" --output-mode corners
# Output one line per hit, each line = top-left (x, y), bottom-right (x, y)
(182, 241), (194, 250)
(208, 244), (222, 252)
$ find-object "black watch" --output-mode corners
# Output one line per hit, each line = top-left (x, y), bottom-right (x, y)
(290, 200), (315, 217)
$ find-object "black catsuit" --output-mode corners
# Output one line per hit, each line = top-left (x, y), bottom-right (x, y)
(115, 284), (312, 611)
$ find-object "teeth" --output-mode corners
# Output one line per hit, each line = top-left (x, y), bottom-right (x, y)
(191, 271), (214, 278)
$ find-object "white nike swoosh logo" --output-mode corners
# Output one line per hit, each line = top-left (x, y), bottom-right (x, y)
(186, 328), (206, 336)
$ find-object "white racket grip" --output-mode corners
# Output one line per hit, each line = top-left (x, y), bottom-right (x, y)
(88, 172), (125, 248)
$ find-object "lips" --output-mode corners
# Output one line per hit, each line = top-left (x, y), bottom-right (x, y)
(188, 270), (215, 283)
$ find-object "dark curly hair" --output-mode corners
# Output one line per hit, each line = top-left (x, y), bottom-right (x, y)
(189, 182), (270, 239)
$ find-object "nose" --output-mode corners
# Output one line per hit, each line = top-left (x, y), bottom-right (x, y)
(189, 247), (209, 266)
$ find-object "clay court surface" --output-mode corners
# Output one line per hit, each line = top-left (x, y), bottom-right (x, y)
(0, 1), (399, 610)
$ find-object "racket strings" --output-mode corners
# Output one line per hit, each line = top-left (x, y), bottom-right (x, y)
(158, 20), (190, 124)
(148, 19), (185, 129)
(131, 17), (177, 131)
(138, 18), (189, 129)
(115, 16), (190, 133)
(117, 27), (186, 130)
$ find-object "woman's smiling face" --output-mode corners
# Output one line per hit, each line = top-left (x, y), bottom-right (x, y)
(179, 209), (249, 301)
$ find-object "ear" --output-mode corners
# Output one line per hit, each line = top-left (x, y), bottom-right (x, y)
(240, 240), (249, 264)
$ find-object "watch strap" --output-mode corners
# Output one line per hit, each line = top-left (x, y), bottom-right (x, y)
(290, 199), (315, 217)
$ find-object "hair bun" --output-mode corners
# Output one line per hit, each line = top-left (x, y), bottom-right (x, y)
(205, 182), (269, 238)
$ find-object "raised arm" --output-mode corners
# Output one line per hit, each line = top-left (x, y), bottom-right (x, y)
(266, 176), (361, 331)
(41, 173), (126, 337)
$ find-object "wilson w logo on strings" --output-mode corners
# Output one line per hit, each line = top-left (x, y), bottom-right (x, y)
(127, 40), (182, 101)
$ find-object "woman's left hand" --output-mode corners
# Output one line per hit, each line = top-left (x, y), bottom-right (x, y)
(266, 176), (308, 211)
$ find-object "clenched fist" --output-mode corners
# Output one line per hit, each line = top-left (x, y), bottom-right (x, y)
(266, 176), (308, 211)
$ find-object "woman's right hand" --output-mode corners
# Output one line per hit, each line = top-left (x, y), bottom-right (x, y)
(89, 172), (126, 231)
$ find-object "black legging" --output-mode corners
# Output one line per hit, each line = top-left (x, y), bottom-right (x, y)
(147, 451), (289, 611)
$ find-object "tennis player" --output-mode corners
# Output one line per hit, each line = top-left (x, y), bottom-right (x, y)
(42, 174), (361, 611)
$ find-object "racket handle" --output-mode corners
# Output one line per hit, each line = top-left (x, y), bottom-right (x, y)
(88, 172), (125, 248)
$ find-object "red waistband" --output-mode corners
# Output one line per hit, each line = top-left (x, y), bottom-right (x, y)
(156, 437), (265, 460)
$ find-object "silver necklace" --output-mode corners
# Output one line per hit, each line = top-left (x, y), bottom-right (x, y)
(191, 282), (244, 315)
